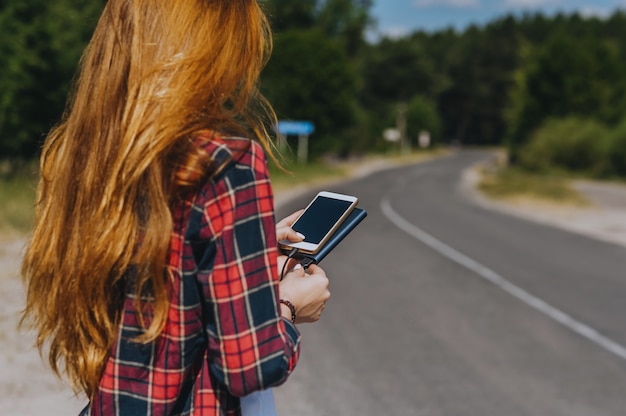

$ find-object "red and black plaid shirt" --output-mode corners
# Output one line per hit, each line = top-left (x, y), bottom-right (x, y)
(84, 137), (300, 415)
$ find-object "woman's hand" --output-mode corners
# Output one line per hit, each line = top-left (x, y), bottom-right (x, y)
(276, 210), (331, 323)
(276, 210), (305, 277)
(275, 209), (305, 244)
(279, 263), (330, 324)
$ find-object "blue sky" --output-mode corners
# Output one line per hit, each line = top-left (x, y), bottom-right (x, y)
(369, 0), (626, 38)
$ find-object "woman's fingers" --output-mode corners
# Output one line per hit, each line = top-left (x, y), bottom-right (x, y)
(278, 264), (330, 324)
(276, 210), (304, 228)
(276, 210), (306, 243)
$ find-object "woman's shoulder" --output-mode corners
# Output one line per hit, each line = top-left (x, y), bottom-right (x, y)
(190, 134), (272, 213)
(196, 132), (267, 169)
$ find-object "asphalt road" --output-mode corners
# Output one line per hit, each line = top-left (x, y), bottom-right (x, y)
(274, 150), (626, 416)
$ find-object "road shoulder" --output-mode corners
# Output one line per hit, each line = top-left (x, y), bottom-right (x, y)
(461, 164), (626, 248)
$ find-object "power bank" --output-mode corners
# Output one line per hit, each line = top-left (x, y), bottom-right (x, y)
(300, 208), (367, 268)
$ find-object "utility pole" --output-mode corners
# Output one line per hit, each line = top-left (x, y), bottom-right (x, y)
(297, 133), (309, 164)
(397, 102), (409, 155)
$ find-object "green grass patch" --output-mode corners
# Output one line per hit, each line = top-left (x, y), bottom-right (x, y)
(0, 172), (37, 237)
(268, 159), (349, 193)
(478, 166), (589, 206)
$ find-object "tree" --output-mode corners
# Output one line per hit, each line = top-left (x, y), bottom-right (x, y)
(406, 95), (441, 146)
(361, 37), (436, 104)
(261, 0), (372, 155)
(0, 0), (104, 164)
(507, 30), (626, 161)
(261, 30), (356, 156)
(261, 0), (317, 33)
(436, 20), (519, 145)
(262, 0), (372, 57)
(316, 0), (373, 57)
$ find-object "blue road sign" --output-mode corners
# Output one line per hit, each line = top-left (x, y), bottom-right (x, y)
(277, 120), (315, 136)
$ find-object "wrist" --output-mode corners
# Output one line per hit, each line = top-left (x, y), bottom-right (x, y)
(279, 299), (296, 323)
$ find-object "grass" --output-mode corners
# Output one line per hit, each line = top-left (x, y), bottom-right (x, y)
(269, 159), (349, 193)
(0, 157), (358, 240)
(0, 156), (356, 240)
(0, 172), (37, 238)
(478, 165), (589, 206)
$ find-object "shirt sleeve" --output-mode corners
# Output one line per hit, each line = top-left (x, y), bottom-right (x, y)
(192, 140), (300, 397)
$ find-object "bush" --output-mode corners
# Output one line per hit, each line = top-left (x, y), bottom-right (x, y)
(518, 117), (610, 177)
(407, 95), (441, 147)
(605, 119), (626, 177)
(478, 166), (588, 205)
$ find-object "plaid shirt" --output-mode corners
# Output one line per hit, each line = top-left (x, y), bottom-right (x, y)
(84, 137), (301, 415)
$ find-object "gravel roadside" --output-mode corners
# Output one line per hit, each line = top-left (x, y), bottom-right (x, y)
(0, 238), (88, 414)
(462, 166), (626, 248)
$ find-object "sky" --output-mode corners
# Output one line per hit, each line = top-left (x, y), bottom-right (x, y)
(369, 0), (626, 38)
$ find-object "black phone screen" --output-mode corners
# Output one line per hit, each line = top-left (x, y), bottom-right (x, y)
(291, 196), (353, 244)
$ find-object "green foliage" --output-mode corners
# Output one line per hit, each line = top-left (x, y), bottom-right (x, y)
(604, 120), (626, 177)
(517, 117), (610, 177)
(395, 18), (521, 146)
(262, 30), (357, 157)
(478, 165), (588, 205)
(263, 0), (372, 56)
(517, 116), (626, 179)
(0, 0), (104, 163)
(406, 96), (441, 145)
(262, 0), (317, 32)
(315, 0), (373, 57)
(0, 166), (37, 235)
(361, 37), (436, 104)
(260, 0), (373, 157)
(507, 29), (626, 161)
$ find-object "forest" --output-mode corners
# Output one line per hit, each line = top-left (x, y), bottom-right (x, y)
(2, 0), (626, 178)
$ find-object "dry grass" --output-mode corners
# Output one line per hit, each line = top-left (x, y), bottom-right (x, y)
(478, 165), (590, 207)
(0, 173), (37, 239)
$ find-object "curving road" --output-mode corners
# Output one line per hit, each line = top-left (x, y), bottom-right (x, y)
(274, 150), (626, 416)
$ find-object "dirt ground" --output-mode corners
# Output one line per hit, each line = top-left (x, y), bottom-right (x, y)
(462, 167), (626, 248)
(2, 161), (625, 415)
(0, 238), (87, 414)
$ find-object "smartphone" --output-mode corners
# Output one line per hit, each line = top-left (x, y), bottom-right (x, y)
(299, 208), (367, 267)
(279, 191), (359, 255)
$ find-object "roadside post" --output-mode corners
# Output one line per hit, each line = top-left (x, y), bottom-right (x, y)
(418, 130), (431, 149)
(383, 127), (401, 153)
(276, 120), (315, 164)
(396, 102), (409, 155)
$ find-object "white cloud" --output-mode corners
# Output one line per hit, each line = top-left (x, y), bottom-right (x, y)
(501, 0), (619, 18)
(366, 26), (411, 43)
(579, 6), (614, 19)
(503, 0), (560, 7)
(386, 25), (412, 38)
(413, 0), (480, 7)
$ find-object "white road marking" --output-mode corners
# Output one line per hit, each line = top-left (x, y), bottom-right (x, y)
(381, 197), (626, 361)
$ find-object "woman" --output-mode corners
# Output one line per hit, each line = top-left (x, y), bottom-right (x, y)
(20, 0), (330, 414)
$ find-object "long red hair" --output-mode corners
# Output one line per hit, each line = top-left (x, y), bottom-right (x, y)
(21, 0), (277, 397)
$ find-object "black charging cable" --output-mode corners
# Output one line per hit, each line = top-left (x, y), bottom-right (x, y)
(280, 248), (299, 281)
(299, 257), (316, 270)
